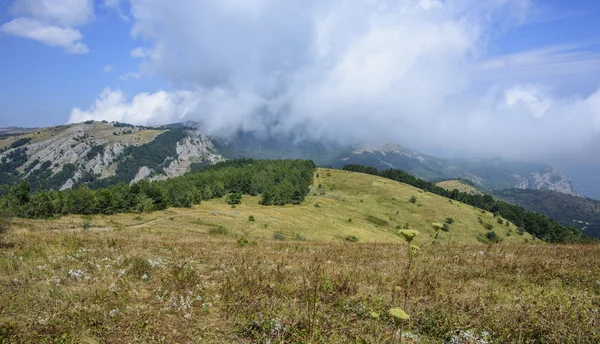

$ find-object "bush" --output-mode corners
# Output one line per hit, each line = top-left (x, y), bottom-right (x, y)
(486, 231), (501, 243)
(497, 217), (504, 224)
(248, 215), (255, 222)
(483, 223), (494, 230)
(445, 217), (455, 224)
(226, 192), (242, 205)
(345, 235), (359, 242)
(409, 196), (417, 203)
(82, 219), (91, 231)
(517, 227), (525, 235)
(273, 232), (285, 241)
(442, 223), (450, 232)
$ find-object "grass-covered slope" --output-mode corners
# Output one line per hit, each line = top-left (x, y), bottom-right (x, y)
(436, 179), (482, 195)
(8, 168), (533, 245)
(0, 170), (598, 342)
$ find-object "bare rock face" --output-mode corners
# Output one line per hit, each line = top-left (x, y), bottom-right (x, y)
(132, 166), (153, 184)
(161, 131), (225, 179)
(530, 168), (580, 196)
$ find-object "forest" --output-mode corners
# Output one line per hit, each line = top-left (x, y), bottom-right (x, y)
(343, 164), (585, 243)
(0, 159), (315, 219)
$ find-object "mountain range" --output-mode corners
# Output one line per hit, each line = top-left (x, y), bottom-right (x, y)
(1, 121), (597, 237)
(0, 121), (583, 195)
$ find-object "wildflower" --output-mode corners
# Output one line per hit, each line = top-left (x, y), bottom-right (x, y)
(141, 274), (148, 280)
(388, 308), (410, 323)
(109, 309), (118, 317)
(399, 230), (419, 243)
(67, 269), (86, 279)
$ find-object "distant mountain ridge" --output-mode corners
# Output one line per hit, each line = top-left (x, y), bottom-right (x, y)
(338, 142), (581, 196)
(495, 189), (600, 238)
(0, 121), (582, 198)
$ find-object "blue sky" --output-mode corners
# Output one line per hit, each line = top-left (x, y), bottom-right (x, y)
(1, 0), (600, 169)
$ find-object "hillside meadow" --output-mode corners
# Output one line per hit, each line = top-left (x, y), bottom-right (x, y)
(1, 169), (598, 342)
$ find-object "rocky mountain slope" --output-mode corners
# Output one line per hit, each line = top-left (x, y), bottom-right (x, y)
(0, 121), (223, 190)
(0, 122), (581, 198)
(339, 142), (580, 196)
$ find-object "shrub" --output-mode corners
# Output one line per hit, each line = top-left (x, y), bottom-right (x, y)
(517, 227), (525, 235)
(445, 217), (455, 224)
(345, 235), (359, 242)
(226, 192), (242, 205)
(442, 223), (450, 232)
(486, 231), (501, 243)
(348, 218), (352, 223)
(273, 232), (285, 241)
(505, 220), (510, 226)
(483, 223), (494, 230)
(82, 219), (91, 231)
(497, 217), (504, 224)
(209, 226), (228, 235)
(409, 196), (417, 203)
(248, 215), (255, 222)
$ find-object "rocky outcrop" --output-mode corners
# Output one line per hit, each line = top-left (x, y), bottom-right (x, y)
(161, 131), (225, 178)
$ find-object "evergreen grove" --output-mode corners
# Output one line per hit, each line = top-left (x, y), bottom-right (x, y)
(0, 159), (315, 218)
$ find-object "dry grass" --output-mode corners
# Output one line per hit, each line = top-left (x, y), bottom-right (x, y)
(0, 226), (598, 343)
(436, 180), (482, 195)
(1, 170), (597, 342)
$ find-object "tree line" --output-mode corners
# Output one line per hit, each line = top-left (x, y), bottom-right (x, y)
(343, 164), (586, 243)
(0, 159), (315, 219)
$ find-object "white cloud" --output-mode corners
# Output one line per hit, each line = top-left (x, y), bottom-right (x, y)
(118, 72), (140, 81)
(130, 47), (147, 58)
(11, 0), (94, 27)
(2, 0), (93, 53)
(1, 18), (89, 53)
(68, 88), (199, 125)
(504, 85), (551, 119)
(103, 65), (113, 72)
(72, 0), (600, 162)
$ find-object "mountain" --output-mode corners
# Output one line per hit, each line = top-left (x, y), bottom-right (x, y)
(0, 121), (223, 190)
(0, 122), (581, 198)
(338, 142), (580, 196)
(495, 189), (600, 238)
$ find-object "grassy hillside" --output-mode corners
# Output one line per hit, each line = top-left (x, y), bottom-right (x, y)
(496, 188), (600, 238)
(0, 170), (597, 342)
(436, 179), (482, 195)
(7, 169), (532, 245)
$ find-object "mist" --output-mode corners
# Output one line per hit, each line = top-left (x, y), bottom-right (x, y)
(68, 0), (600, 165)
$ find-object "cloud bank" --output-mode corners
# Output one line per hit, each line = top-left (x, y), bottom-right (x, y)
(69, 0), (600, 162)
